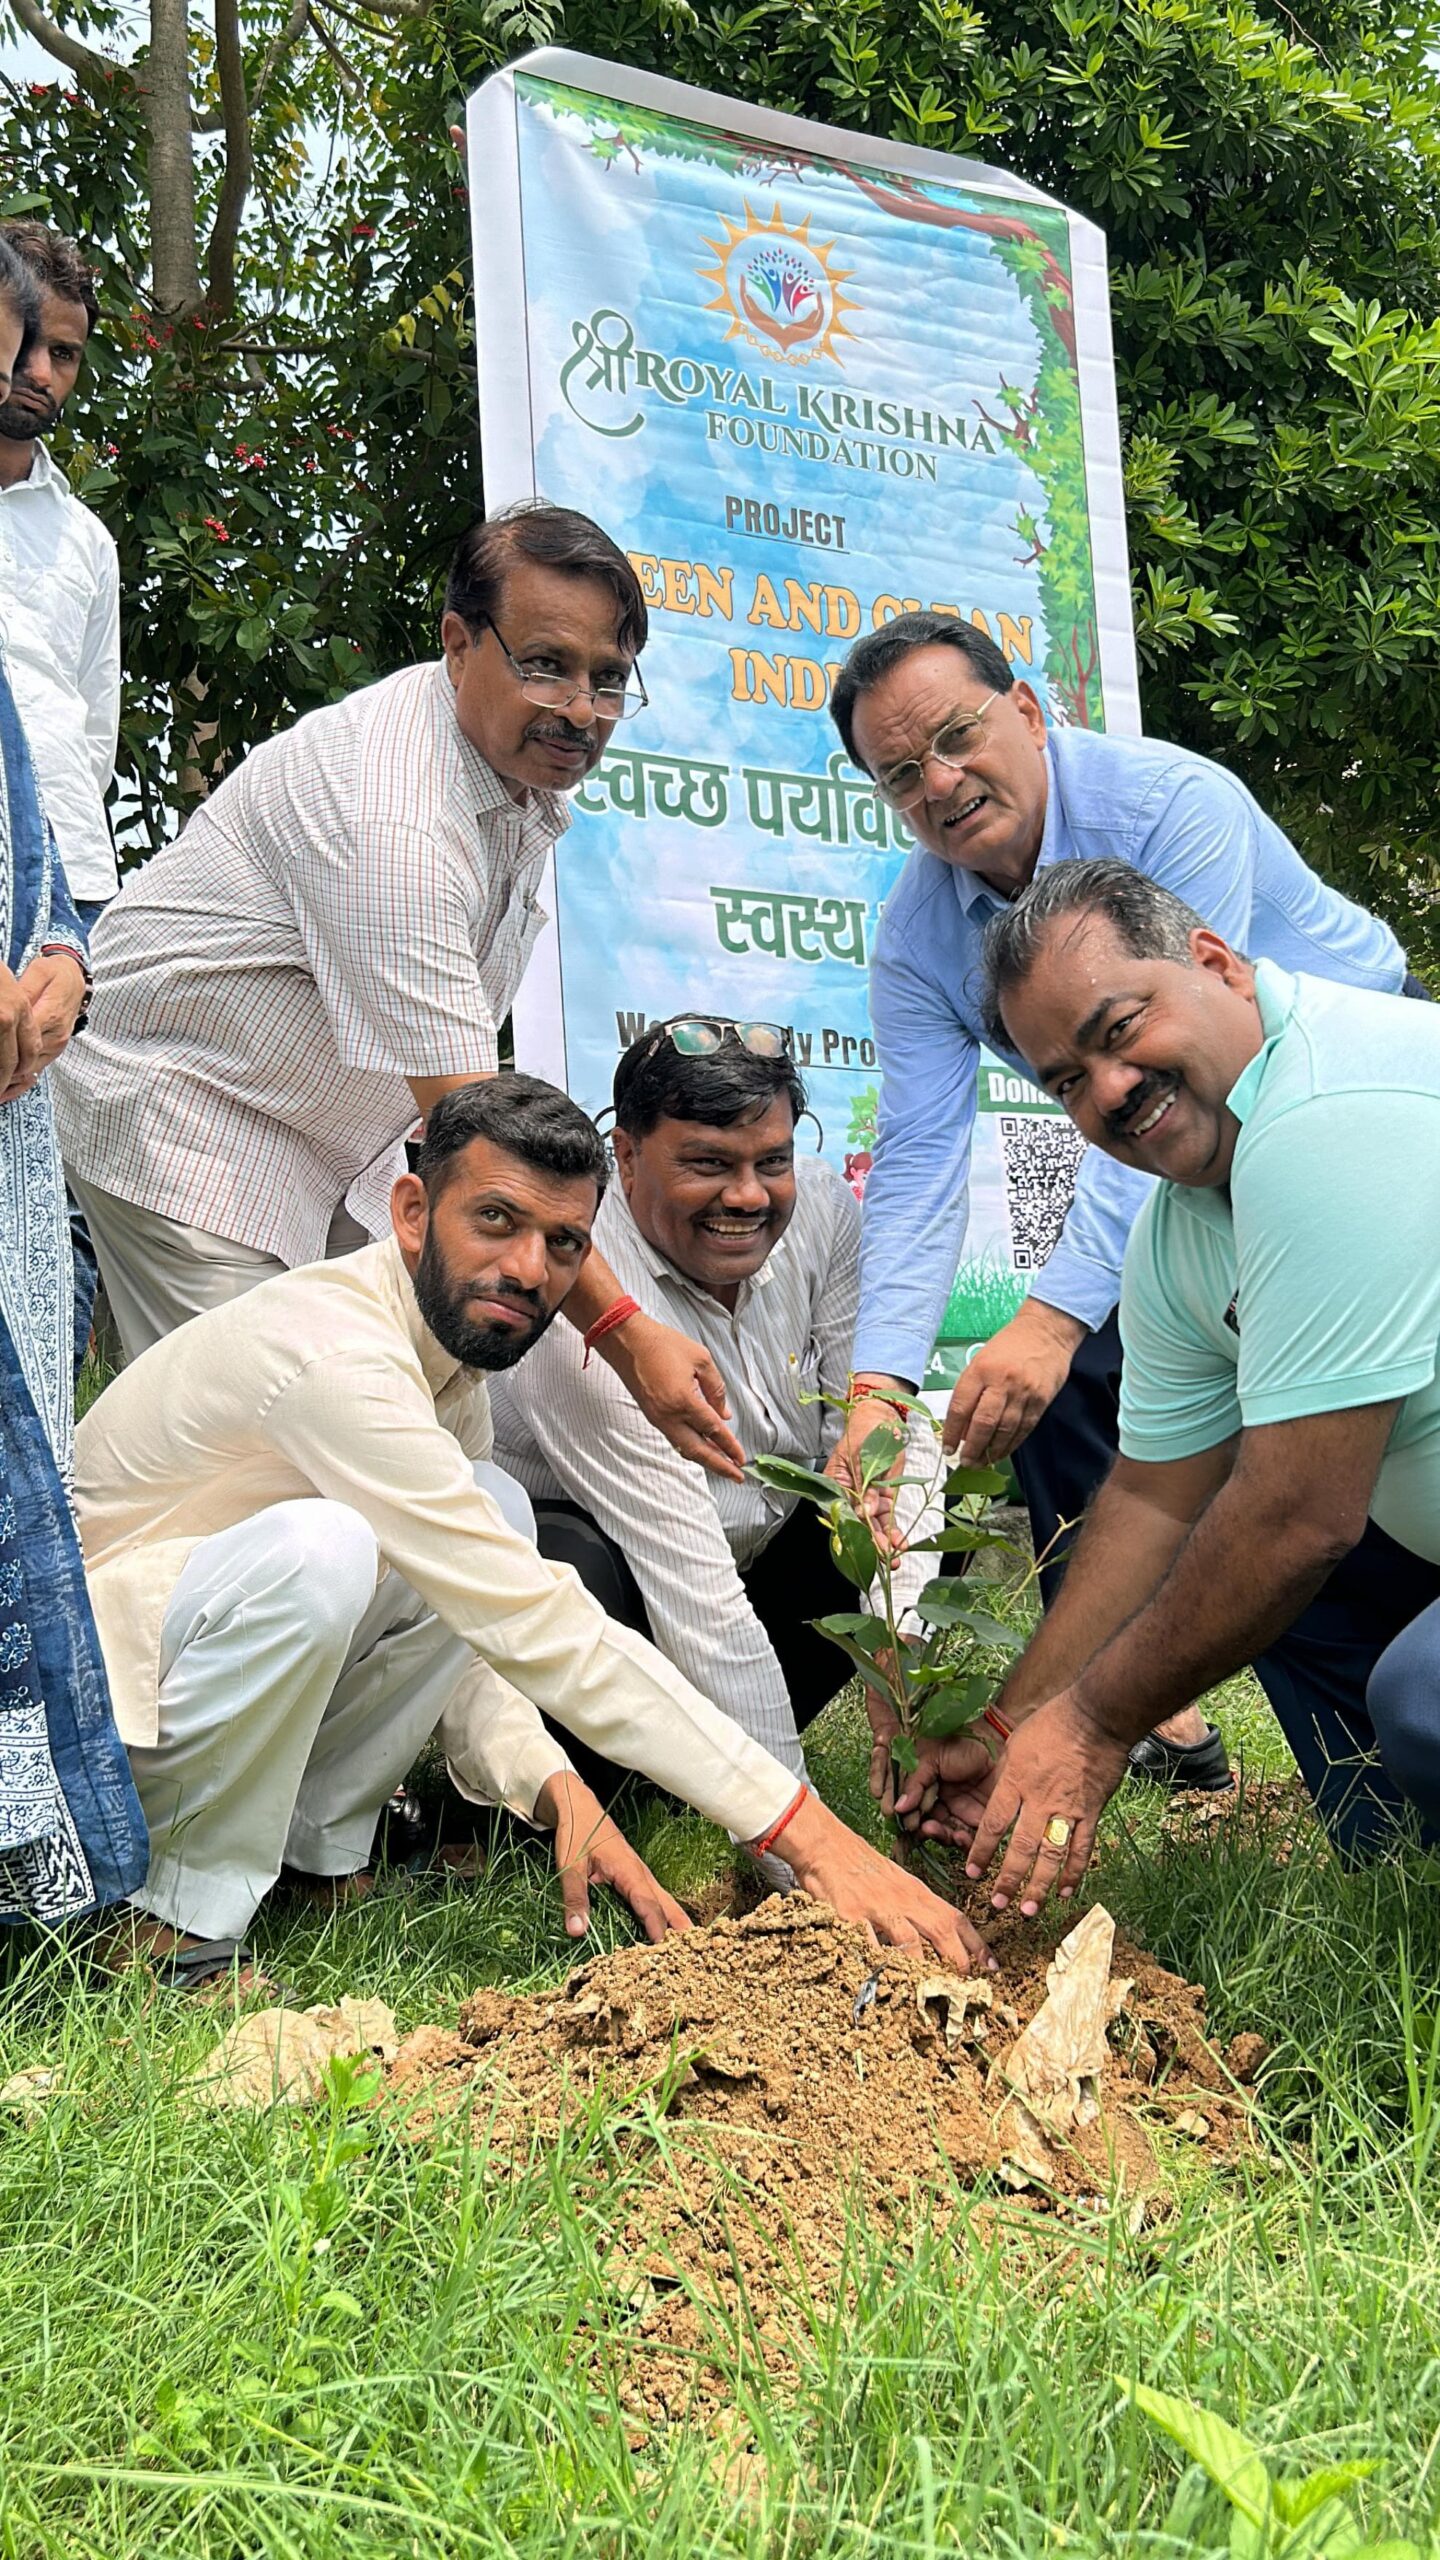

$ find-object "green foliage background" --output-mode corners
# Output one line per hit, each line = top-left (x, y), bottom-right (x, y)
(4, 0), (1439, 961)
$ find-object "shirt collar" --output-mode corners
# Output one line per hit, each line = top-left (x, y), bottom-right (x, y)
(1163, 960), (1300, 1237)
(1225, 959), (1299, 1129)
(428, 658), (571, 852)
(0, 442), (57, 494)
(947, 736), (1058, 920)
(372, 1232), (466, 1399)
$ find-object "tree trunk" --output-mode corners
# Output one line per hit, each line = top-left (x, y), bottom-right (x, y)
(140, 0), (203, 318)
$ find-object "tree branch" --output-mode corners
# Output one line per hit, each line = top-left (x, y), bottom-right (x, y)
(325, 0), (432, 24)
(194, 0), (308, 132)
(205, 0), (254, 317)
(307, 5), (363, 104)
(8, 0), (119, 95)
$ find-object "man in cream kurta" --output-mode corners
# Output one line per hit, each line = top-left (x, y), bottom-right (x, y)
(76, 1244), (785, 1946)
(75, 1078), (990, 1974)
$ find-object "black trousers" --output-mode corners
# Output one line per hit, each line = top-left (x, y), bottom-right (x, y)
(1249, 1517), (1440, 1860)
(531, 1496), (871, 1804)
(1009, 1310), (1125, 1608)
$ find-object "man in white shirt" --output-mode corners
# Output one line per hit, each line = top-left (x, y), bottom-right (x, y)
(56, 502), (749, 1481)
(492, 1020), (941, 1806)
(76, 1075), (991, 1988)
(0, 223), (119, 930)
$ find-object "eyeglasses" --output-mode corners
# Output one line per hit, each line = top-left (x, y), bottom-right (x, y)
(481, 615), (649, 722)
(872, 692), (999, 809)
(644, 1016), (793, 1062)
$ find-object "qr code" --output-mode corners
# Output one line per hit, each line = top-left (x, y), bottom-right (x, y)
(998, 1114), (1087, 1272)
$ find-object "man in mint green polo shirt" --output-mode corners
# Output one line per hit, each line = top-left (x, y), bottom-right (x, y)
(890, 856), (1440, 1917)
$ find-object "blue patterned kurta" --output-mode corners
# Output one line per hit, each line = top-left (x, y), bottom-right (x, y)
(0, 653), (147, 1921)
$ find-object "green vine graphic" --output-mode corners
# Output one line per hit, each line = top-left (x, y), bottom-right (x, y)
(522, 77), (1104, 726)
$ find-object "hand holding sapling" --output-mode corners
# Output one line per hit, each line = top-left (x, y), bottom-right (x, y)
(751, 1389), (1030, 1859)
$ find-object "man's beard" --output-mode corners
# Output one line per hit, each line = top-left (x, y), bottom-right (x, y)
(0, 389), (58, 441)
(411, 1230), (558, 1372)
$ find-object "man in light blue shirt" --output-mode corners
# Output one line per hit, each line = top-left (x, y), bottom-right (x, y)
(893, 861), (1440, 1917)
(828, 613), (1418, 1785)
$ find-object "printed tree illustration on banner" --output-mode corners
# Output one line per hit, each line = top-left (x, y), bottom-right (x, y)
(526, 79), (1104, 727)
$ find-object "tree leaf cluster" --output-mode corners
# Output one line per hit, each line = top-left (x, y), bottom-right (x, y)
(8, 0), (1440, 960)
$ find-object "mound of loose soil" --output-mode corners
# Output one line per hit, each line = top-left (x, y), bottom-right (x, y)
(386, 1895), (1259, 2421)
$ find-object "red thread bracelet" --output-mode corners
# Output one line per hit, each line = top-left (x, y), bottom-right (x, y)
(983, 1705), (1013, 1744)
(751, 1782), (808, 1861)
(851, 1377), (914, 1422)
(582, 1294), (641, 1367)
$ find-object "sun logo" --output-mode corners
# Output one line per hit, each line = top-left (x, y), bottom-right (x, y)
(698, 204), (857, 367)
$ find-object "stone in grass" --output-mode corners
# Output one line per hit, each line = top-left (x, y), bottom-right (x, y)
(190, 1996), (398, 2108)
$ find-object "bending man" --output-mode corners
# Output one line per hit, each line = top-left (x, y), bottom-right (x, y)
(56, 502), (744, 1478)
(827, 615), (1423, 1786)
(898, 861), (1440, 1915)
(76, 1077), (989, 1983)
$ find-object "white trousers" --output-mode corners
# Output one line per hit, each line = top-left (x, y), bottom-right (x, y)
(69, 1177), (370, 1364)
(127, 1464), (536, 1941)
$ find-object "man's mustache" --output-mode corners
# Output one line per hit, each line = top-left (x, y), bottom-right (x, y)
(469, 1280), (546, 1323)
(0, 392), (59, 430)
(1106, 1069), (1177, 1141)
(526, 717), (596, 748)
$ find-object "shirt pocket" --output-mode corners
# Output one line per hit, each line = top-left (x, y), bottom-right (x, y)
(5, 547), (90, 681)
(777, 1339), (825, 1438)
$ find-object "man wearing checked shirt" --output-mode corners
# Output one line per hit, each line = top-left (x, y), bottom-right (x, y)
(57, 502), (751, 1485)
(827, 613), (1424, 1788)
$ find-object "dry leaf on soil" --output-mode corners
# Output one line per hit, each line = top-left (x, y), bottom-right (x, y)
(989, 1905), (1131, 2184)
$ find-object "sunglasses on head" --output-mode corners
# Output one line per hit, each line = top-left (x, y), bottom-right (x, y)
(644, 1016), (793, 1062)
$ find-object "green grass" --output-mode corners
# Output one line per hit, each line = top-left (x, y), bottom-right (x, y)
(14, 1433), (1440, 2555)
(4, 1669), (1440, 2558)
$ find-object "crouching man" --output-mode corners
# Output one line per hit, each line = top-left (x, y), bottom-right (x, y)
(896, 861), (1440, 1915)
(491, 1019), (939, 1803)
(76, 1077), (989, 1985)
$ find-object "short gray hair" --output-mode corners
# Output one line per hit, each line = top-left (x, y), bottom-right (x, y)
(981, 859), (1209, 1048)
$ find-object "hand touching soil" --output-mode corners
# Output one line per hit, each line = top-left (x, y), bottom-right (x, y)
(778, 1790), (997, 1973)
(537, 1772), (691, 1943)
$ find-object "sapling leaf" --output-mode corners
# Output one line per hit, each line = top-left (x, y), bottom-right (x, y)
(814, 1613), (891, 1646)
(913, 1587), (1025, 1650)
(905, 1524), (1001, 1553)
(830, 1515), (879, 1590)
(747, 1455), (838, 1506)
(857, 1423), (906, 1478)
(890, 1734), (920, 1775)
(808, 1615), (892, 1686)
(917, 1675), (992, 1738)
(945, 1463), (1010, 1500)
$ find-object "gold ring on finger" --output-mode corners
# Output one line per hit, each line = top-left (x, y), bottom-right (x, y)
(1043, 1814), (1073, 1850)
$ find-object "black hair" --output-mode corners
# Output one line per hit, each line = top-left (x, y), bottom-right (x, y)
(612, 1026), (807, 1141)
(0, 236), (41, 368)
(981, 858), (1210, 1047)
(444, 500), (648, 659)
(0, 220), (99, 334)
(416, 1074), (608, 1201)
(830, 612), (1013, 769)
